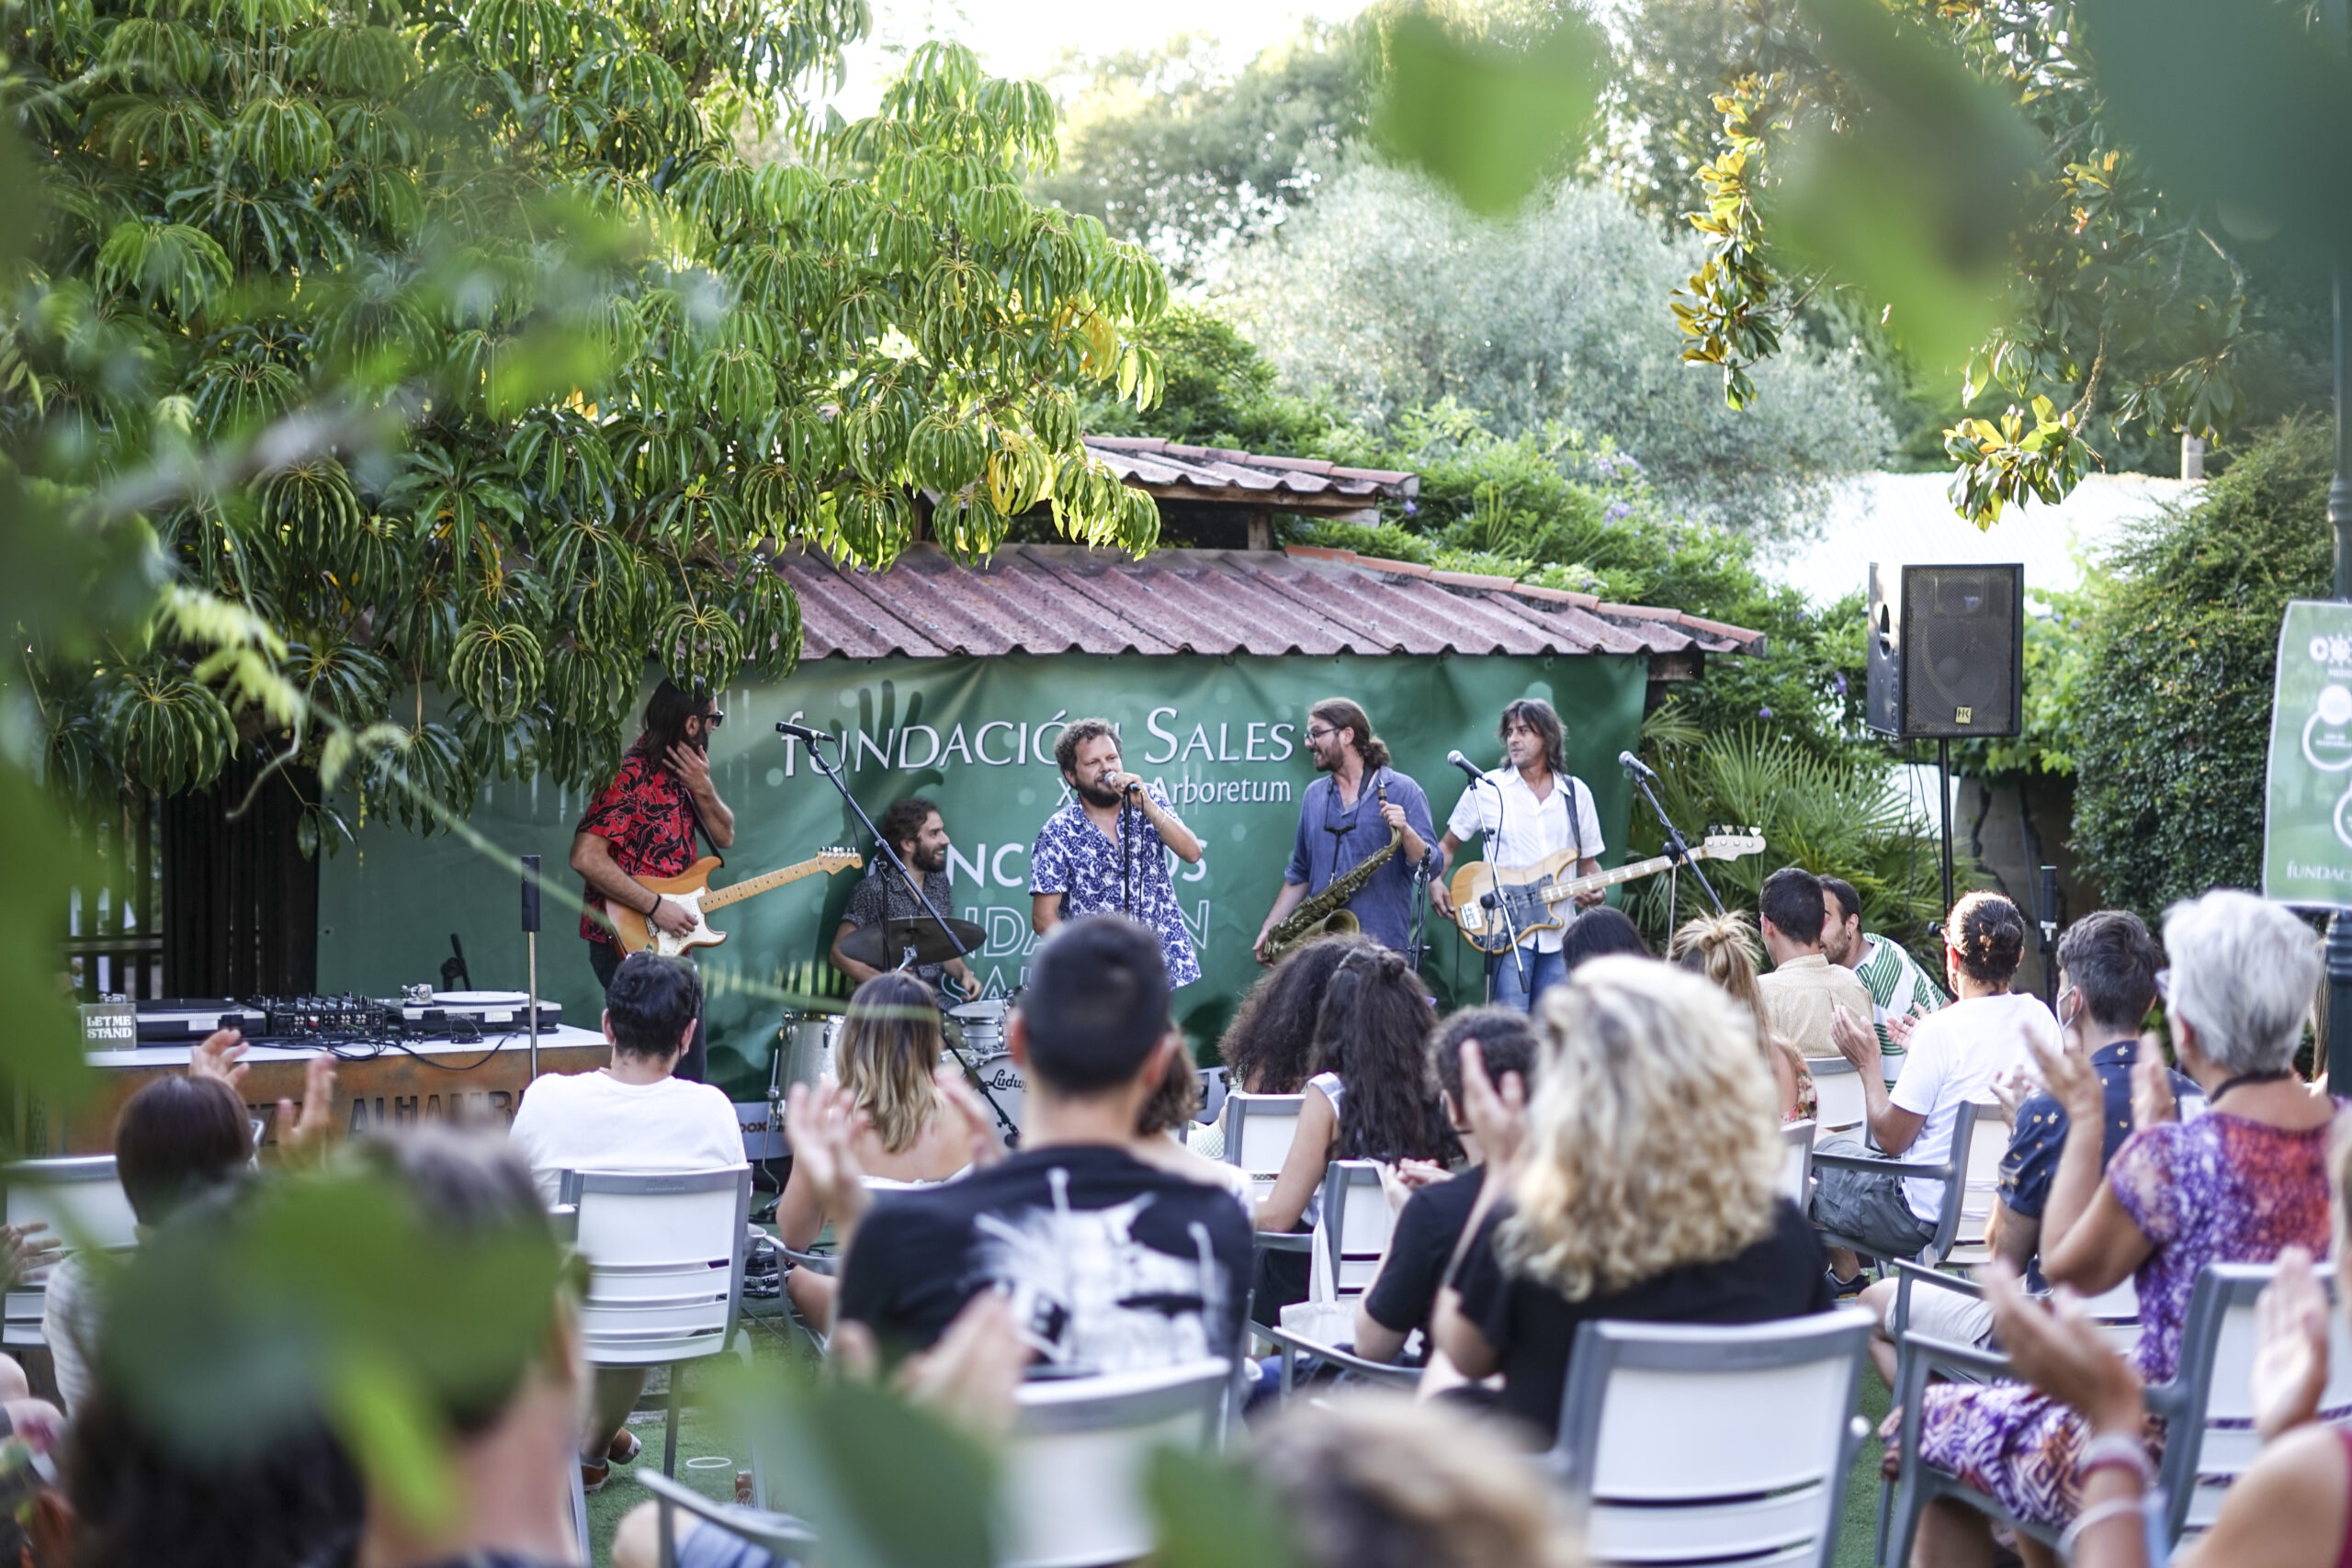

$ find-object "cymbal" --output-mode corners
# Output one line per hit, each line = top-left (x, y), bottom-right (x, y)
(838, 915), (986, 970)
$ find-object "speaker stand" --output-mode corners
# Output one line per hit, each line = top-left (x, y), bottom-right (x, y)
(1937, 739), (1955, 916)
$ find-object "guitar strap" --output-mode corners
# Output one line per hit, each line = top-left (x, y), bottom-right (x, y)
(680, 774), (724, 867)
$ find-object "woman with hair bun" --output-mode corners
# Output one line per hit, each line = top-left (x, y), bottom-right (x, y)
(1670, 911), (1814, 1122)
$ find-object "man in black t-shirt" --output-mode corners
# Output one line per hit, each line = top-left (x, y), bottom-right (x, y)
(837, 915), (1253, 1374)
(1355, 1007), (1541, 1364)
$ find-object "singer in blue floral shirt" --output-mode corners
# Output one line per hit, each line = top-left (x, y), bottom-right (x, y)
(1029, 718), (1204, 987)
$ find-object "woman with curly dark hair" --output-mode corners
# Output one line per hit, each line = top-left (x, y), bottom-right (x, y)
(1253, 945), (1454, 1316)
(1201, 934), (1374, 1162)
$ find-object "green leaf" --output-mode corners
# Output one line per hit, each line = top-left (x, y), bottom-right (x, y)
(1374, 10), (1609, 219)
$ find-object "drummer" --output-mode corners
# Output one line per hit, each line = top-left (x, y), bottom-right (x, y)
(831, 795), (978, 1001)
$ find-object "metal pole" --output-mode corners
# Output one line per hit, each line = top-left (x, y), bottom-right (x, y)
(1937, 739), (1955, 917)
(2332, 0), (2352, 1089)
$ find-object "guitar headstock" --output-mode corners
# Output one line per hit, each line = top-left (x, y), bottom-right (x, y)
(1696, 826), (1767, 860)
(819, 846), (864, 874)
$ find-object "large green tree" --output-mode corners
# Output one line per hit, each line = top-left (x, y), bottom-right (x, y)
(3, 5), (1170, 842)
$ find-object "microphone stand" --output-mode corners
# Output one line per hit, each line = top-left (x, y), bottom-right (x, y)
(791, 727), (1020, 1147)
(1623, 761), (1726, 915)
(1467, 773), (1528, 999)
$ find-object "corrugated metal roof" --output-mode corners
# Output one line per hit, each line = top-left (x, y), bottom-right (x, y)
(1082, 436), (1418, 512)
(778, 543), (1766, 661)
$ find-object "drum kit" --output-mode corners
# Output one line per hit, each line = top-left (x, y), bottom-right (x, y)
(771, 913), (1027, 1145)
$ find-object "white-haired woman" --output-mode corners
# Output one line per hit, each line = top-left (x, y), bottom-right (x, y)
(1431, 955), (1832, 1445)
(1907, 889), (2335, 1568)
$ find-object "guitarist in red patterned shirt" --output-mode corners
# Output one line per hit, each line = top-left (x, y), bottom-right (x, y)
(568, 681), (737, 1082)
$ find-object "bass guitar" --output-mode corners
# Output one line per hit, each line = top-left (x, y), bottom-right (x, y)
(612, 849), (864, 957)
(1448, 830), (1765, 953)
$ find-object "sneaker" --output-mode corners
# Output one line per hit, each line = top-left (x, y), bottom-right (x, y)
(606, 1428), (642, 1466)
(1826, 1268), (1869, 1300)
(581, 1458), (612, 1495)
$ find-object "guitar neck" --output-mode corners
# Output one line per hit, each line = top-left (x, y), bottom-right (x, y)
(701, 858), (827, 913)
(1561, 850), (1701, 897)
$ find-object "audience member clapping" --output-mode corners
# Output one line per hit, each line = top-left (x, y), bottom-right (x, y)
(1253, 1393), (1580, 1568)
(1433, 956), (1830, 1445)
(1353, 1007), (1540, 1366)
(1255, 944), (1455, 1317)
(506, 949), (744, 1493)
(1855, 908), (2190, 1383)
(1671, 910), (1814, 1121)
(1905, 889), (2335, 1566)
(776, 972), (984, 1330)
(1813, 890), (2058, 1292)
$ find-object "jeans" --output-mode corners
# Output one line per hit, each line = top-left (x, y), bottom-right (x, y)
(587, 940), (708, 1084)
(1487, 946), (1567, 1013)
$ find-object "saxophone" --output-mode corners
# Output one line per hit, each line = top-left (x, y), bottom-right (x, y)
(1263, 780), (1401, 963)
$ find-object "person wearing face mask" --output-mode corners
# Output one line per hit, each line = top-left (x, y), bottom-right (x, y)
(571, 679), (735, 1083)
(1030, 718), (1204, 988)
(1254, 697), (1441, 964)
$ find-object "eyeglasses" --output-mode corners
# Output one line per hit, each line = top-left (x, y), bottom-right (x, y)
(1305, 727), (1338, 742)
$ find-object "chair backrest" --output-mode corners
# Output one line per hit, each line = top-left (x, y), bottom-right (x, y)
(1805, 1057), (1863, 1135)
(1196, 1066), (1229, 1128)
(1001, 1357), (1231, 1568)
(1550, 1309), (1873, 1568)
(1779, 1121), (1816, 1205)
(558, 1167), (749, 1367)
(2156, 1263), (2352, 1543)
(1318, 1161), (1393, 1297)
(1931, 1100), (2007, 1269)
(1221, 1092), (1305, 1201)
(3, 1156), (140, 1349)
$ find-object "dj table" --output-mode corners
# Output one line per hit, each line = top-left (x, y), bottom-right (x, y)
(55, 1024), (614, 1156)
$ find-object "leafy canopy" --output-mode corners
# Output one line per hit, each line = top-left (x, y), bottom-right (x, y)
(4, 0), (1173, 840)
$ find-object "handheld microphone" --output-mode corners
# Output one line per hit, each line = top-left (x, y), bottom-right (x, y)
(1446, 750), (1484, 782)
(776, 720), (831, 746)
(1618, 750), (1657, 781)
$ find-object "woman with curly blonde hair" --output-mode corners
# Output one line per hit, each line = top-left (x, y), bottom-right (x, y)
(1433, 956), (1831, 1444)
(1670, 911), (1815, 1122)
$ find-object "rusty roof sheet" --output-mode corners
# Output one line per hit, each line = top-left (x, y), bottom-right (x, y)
(1081, 436), (1419, 510)
(776, 543), (1765, 661)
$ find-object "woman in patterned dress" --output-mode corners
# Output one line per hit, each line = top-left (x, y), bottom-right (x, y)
(1908, 890), (2337, 1568)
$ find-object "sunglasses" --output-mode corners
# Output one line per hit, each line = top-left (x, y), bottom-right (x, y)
(697, 708), (726, 729)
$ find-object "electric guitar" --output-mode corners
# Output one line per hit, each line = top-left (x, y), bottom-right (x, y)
(1448, 830), (1766, 953)
(611, 849), (863, 957)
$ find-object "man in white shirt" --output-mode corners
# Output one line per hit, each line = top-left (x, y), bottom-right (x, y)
(1433, 698), (1606, 1012)
(507, 950), (745, 1490)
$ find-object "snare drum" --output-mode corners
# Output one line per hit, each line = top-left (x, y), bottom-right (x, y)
(946, 998), (1008, 1055)
(944, 998), (1022, 1141)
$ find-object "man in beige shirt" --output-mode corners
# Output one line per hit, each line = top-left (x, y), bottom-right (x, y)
(1756, 867), (1873, 1055)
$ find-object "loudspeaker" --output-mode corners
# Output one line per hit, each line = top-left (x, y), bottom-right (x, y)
(1864, 563), (2024, 739)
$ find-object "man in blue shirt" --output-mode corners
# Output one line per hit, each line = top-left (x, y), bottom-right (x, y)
(1253, 697), (1441, 963)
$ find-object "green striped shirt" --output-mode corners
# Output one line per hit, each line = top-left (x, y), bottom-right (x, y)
(1852, 934), (1947, 1050)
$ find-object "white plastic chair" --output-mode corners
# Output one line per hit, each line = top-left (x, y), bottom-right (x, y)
(1780, 1120), (1816, 1205)
(1000, 1357), (1231, 1568)
(1812, 1100), (1990, 1272)
(1549, 1309), (1875, 1568)
(1929, 1100), (2011, 1271)
(1220, 1091), (1305, 1202)
(1318, 1159), (1393, 1298)
(554, 1167), (750, 1475)
(2, 1156), (139, 1349)
(1805, 1057), (1864, 1135)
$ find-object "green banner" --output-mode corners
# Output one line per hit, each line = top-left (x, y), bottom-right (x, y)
(319, 650), (1648, 1100)
(2265, 600), (2352, 907)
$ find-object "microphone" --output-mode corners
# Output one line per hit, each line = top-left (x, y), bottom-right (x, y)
(1618, 750), (1657, 781)
(776, 720), (831, 746)
(1446, 750), (1484, 782)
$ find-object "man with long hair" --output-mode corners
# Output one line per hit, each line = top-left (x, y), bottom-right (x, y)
(831, 795), (978, 999)
(568, 679), (735, 1082)
(1253, 697), (1440, 964)
(1432, 696), (1605, 1011)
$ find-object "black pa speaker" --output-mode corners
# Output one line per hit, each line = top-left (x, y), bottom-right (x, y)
(1865, 563), (2023, 739)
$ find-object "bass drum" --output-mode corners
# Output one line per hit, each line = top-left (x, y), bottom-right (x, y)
(944, 998), (1023, 1145)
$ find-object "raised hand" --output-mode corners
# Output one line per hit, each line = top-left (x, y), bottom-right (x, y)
(189, 1029), (249, 1089)
(276, 1052), (338, 1168)
(663, 740), (713, 795)
(2130, 1040), (2177, 1132)
(786, 1082), (876, 1237)
(2021, 1021), (2103, 1125)
(2253, 1246), (2332, 1441)
(1886, 1010), (1917, 1050)
(1987, 1066), (2033, 1130)
(933, 1065), (1009, 1170)
(1830, 1004), (1881, 1073)
(1981, 1262), (2147, 1436)
(0, 1223), (60, 1290)
(1458, 1040), (1529, 1172)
